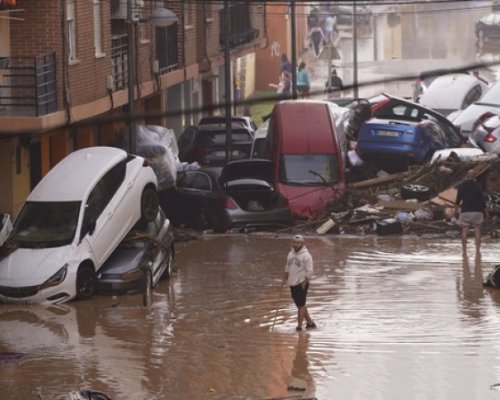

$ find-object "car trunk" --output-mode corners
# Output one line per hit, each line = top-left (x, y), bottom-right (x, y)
(222, 159), (282, 211)
(225, 179), (281, 211)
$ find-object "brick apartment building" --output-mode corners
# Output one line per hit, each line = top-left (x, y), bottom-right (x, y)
(0, 0), (267, 217)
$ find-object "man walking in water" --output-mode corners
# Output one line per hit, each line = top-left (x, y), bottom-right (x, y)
(456, 170), (487, 256)
(282, 234), (316, 331)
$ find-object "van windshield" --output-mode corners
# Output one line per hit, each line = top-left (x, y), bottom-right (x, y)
(279, 154), (340, 186)
(10, 201), (81, 248)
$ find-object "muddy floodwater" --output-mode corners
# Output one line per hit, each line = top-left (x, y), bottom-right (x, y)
(2, 234), (500, 400)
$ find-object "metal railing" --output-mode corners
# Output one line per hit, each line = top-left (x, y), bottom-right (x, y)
(0, 52), (57, 116)
(111, 34), (129, 91)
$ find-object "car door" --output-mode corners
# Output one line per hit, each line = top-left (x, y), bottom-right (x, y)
(172, 171), (224, 229)
(81, 162), (127, 267)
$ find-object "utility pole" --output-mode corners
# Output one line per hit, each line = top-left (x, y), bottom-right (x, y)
(290, 0), (297, 99)
(224, 0), (232, 164)
(127, 0), (136, 154)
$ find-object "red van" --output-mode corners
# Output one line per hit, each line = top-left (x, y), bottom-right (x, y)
(254, 100), (346, 219)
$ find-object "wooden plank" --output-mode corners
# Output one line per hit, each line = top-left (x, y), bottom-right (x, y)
(348, 171), (411, 189)
(375, 200), (426, 211)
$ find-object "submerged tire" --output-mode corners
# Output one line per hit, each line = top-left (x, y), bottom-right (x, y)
(76, 265), (96, 300)
(400, 183), (432, 202)
(141, 187), (159, 223)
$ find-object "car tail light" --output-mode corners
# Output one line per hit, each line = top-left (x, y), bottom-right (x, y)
(224, 197), (238, 210)
(472, 112), (496, 132)
(279, 195), (289, 208)
(485, 132), (497, 143)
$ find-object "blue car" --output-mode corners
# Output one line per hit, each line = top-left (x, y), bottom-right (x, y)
(356, 117), (453, 172)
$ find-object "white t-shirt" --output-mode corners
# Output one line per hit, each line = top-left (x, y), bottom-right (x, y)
(285, 246), (313, 286)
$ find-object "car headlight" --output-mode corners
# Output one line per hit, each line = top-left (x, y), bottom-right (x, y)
(41, 264), (68, 289)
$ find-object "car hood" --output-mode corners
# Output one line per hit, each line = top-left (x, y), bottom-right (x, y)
(99, 246), (145, 276)
(221, 159), (274, 183)
(277, 183), (344, 219)
(0, 246), (73, 287)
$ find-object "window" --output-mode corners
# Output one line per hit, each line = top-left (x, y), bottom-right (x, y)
(67, 0), (77, 62)
(93, 0), (103, 56)
(279, 154), (340, 186)
(84, 161), (126, 224)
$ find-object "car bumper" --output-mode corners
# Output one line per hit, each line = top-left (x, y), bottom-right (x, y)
(0, 286), (72, 305)
(96, 278), (144, 295)
(358, 143), (426, 163)
(226, 208), (291, 228)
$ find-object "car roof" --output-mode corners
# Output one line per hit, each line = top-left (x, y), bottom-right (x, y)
(273, 100), (337, 154)
(419, 74), (486, 109)
(28, 147), (128, 202)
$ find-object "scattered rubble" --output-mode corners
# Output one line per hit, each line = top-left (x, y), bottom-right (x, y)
(292, 153), (500, 237)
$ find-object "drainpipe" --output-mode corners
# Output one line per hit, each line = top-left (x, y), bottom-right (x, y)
(224, 0), (232, 164)
(290, 0), (297, 99)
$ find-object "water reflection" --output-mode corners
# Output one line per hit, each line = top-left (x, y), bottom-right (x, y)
(3, 236), (500, 399)
(288, 333), (315, 396)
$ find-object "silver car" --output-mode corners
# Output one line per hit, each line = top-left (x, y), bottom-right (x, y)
(468, 113), (500, 153)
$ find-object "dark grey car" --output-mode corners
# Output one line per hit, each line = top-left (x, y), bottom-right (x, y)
(96, 210), (175, 295)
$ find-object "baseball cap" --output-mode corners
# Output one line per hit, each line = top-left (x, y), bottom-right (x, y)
(293, 234), (304, 242)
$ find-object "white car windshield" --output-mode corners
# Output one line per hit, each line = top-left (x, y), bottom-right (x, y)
(10, 201), (81, 248)
(279, 154), (340, 186)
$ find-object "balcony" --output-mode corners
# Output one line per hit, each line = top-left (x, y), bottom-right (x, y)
(111, 34), (129, 92)
(0, 52), (57, 117)
(219, 3), (259, 48)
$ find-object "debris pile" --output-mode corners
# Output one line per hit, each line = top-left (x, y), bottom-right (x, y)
(305, 153), (500, 236)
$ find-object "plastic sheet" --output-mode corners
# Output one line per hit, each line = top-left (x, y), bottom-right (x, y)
(135, 125), (179, 191)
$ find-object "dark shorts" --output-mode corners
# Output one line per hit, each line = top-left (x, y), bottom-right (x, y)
(458, 211), (484, 228)
(290, 282), (309, 308)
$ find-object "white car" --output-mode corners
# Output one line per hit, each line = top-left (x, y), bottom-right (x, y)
(0, 147), (158, 305)
(418, 73), (489, 117)
(449, 80), (500, 137)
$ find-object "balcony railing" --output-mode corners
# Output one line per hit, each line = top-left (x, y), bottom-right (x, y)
(111, 34), (129, 92)
(0, 52), (57, 117)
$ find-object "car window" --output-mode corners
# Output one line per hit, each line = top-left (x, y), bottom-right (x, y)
(279, 154), (340, 186)
(102, 161), (126, 200)
(191, 172), (211, 191)
(178, 127), (197, 151)
(197, 130), (252, 146)
(177, 171), (211, 191)
(425, 123), (446, 143)
(462, 85), (483, 110)
(11, 201), (81, 247)
(83, 161), (125, 224)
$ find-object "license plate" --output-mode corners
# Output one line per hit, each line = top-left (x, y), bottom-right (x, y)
(1, 297), (32, 305)
(376, 130), (399, 137)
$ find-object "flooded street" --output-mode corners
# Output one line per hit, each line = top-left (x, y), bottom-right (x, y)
(2, 234), (500, 399)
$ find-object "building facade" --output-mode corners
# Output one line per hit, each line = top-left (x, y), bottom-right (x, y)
(0, 0), (267, 217)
